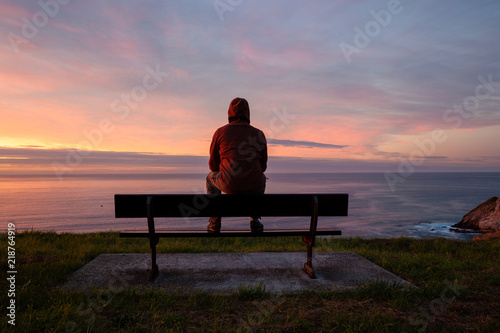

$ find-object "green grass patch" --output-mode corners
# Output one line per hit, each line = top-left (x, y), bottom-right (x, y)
(0, 231), (499, 332)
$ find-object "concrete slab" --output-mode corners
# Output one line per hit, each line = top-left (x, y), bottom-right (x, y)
(62, 252), (411, 293)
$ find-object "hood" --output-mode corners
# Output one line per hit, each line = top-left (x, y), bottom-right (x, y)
(228, 97), (250, 124)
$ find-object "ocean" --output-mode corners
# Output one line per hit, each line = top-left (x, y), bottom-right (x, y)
(1, 172), (499, 239)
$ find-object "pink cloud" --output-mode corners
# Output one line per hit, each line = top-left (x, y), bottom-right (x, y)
(232, 37), (327, 74)
(0, 2), (33, 28)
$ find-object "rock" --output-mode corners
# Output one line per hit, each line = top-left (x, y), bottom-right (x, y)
(473, 230), (500, 241)
(452, 197), (500, 232)
(449, 227), (481, 234)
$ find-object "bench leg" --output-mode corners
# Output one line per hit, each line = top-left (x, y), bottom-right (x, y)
(149, 236), (159, 282)
(302, 195), (319, 279)
(146, 196), (159, 281)
(302, 237), (316, 279)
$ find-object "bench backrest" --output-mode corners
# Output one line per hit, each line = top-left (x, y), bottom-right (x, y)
(115, 194), (348, 218)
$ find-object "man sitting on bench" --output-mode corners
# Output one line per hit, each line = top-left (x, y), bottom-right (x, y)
(206, 97), (268, 233)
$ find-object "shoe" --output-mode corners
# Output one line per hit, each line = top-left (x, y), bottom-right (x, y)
(250, 218), (264, 233)
(207, 218), (221, 233)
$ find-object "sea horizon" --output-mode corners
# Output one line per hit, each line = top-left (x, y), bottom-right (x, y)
(1, 172), (499, 240)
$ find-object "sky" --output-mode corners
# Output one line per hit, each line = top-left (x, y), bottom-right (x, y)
(1, 0), (499, 175)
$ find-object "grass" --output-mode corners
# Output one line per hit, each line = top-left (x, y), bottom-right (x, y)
(0, 231), (499, 332)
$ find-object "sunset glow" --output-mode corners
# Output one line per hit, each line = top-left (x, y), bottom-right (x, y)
(1, 0), (499, 175)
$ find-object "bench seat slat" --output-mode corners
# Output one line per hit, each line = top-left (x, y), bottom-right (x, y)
(115, 194), (348, 218)
(120, 229), (342, 238)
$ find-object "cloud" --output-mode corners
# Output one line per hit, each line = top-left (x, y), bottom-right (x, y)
(2, 146), (498, 176)
(267, 139), (348, 149)
(0, 146), (400, 174)
(425, 156), (448, 160)
(0, 146), (208, 174)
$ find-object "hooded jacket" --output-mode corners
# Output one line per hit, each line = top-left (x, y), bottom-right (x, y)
(209, 98), (268, 193)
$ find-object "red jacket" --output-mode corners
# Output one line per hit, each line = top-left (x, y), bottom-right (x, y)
(209, 98), (267, 193)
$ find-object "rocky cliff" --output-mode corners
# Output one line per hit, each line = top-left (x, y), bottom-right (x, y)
(452, 196), (500, 232)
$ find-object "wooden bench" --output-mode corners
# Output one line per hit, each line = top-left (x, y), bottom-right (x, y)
(115, 193), (348, 280)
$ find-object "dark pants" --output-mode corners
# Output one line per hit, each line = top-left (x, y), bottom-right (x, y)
(206, 171), (265, 223)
